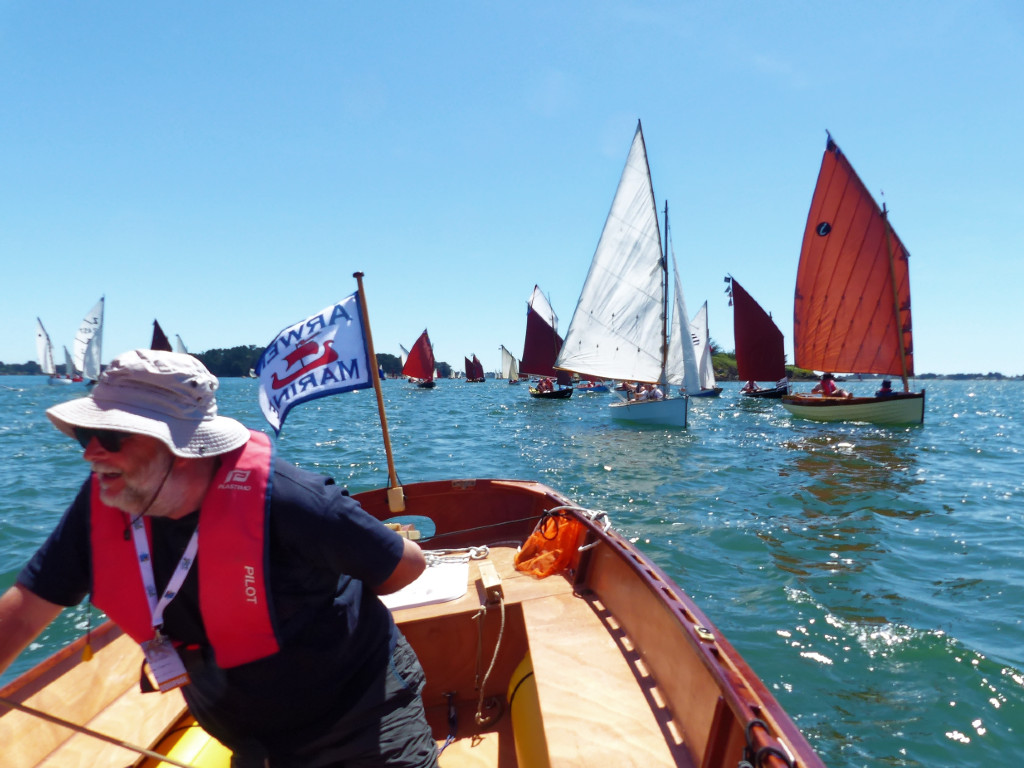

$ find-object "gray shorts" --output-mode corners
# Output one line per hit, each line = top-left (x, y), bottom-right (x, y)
(233, 633), (439, 768)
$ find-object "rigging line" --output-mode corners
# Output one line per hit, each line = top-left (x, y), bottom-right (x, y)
(425, 514), (544, 542)
(0, 694), (199, 768)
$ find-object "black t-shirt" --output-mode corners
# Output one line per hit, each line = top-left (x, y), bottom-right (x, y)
(18, 458), (405, 756)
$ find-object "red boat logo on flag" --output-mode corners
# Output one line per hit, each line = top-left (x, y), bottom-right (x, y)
(256, 293), (372, 432)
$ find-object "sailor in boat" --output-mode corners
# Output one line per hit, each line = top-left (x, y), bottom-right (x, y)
(811, 372), (852, 398)
(741, 380), (759, 393)
(875, 379), (895, 398)
(0, 349), (439, 768)
(537, 377), (554, 393)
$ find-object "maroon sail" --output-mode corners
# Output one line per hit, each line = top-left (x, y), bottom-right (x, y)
(520, 285), (568, 385)
(727, 277), (786, 383)
(465, 354), (485, 382)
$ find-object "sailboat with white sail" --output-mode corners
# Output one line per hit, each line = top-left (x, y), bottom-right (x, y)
(556, 121), (687, 427)
(73, 297), (104, 385)
(781, 135), (924, 424)
(35, 319), (60, 384)
(687, 302), (723, 397)
(35, 319), (82, 385)
(499, 345), (521, 384)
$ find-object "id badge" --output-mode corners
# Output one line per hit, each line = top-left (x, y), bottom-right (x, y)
(141, 634), (191, 692)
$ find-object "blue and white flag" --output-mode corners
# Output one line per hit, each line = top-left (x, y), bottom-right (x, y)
(257, 293), (372, 432)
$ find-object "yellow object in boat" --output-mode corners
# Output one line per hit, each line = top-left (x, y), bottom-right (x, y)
(507, 652), (550, 768)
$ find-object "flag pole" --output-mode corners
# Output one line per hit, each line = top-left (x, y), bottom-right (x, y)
(353, 272), (405, 512)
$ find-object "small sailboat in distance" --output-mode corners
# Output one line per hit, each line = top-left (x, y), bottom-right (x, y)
(499, 345), (521, 384)
(74, 297), (104, 385)
(464, 354), (486, 383)
(726, 276), (789, 398)
(401, 329), (437, 389)
(521, 285), (572, 399)
(781, 134), (924, 424)
(687, 301), (723, 398)
(34, 318), (63, 385)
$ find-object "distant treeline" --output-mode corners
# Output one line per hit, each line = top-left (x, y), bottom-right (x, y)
(0, 348), (1019, 381)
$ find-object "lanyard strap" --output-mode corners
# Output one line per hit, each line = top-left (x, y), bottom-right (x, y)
(129, 517), (199, 635)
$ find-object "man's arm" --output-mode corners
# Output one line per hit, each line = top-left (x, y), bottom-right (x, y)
(0, 584), (64, 676)
(373, 538), (426, 595)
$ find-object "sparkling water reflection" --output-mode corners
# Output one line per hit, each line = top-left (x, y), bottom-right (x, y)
(1, 377), (1022, 766)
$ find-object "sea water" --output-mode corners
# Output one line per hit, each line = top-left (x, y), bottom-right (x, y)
(1, 376), (1022, 766)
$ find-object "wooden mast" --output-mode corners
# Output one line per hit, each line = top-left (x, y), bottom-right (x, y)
(352, 271), (405, 512)
(661, 200), (670, 390)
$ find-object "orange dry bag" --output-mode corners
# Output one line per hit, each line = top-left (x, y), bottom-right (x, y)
(513, 514), (585, 578)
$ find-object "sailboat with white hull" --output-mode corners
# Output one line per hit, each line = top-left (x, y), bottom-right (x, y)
(781, 135), (924, 424)
(556, 121), (687, 427)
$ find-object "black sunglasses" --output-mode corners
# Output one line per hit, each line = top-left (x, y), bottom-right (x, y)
(74, 428), (130, 452)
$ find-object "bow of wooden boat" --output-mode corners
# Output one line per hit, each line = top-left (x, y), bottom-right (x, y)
(363, 478), (826, 768)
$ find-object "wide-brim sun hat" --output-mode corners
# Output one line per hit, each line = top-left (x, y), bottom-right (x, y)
(47, 349), (251, 458)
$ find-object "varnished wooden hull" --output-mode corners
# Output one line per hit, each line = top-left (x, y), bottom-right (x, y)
(1, 478), (825, 768)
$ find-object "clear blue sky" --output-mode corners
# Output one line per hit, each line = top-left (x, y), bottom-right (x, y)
(2, 2), (1022, 376)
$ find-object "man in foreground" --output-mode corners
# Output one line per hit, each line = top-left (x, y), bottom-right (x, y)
(0, 349), (438, 767)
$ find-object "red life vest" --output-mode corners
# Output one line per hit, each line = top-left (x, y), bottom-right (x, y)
(90, 429), (280, 668)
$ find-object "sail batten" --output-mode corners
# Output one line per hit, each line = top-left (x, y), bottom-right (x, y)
(793, 138), (913, 377)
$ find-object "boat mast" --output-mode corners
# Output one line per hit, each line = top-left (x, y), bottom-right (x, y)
(661, 201), (669, 389)
(882, 203), (910, 391)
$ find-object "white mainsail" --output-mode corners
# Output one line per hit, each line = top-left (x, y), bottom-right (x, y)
(35, 318), (55, 375)
(74, 297), (104, 381)
(174, 335), (188, 354)
(690, 302), (717, 391)
(555, 123), (665, 384)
